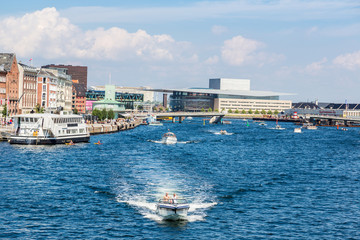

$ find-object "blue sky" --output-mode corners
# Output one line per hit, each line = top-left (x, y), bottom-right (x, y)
(0, 0), (359, 102)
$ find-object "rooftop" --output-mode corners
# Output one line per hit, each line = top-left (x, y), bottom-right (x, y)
(149, 88), (293, 97)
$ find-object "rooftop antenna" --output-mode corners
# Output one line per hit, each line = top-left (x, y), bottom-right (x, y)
(109, 72), (112, 85)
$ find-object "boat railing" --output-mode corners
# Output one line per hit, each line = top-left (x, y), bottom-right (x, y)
(158, 198), (188, 204)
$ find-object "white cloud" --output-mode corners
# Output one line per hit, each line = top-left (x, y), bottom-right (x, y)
(333, 51), (360, 70)
(221, 35), (263, 66)
(211, 25), (228, 35)
(204, 55), (219, 65)
(0, 7), (191, 61)
(305, 57), (328, 73)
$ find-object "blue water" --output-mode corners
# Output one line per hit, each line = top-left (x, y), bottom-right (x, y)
(1, 119), (360, 239)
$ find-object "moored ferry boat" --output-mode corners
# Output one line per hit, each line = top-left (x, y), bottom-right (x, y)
(9, 112), (90, 145)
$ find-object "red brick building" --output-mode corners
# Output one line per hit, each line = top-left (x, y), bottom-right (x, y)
(0, 53), (19, 116)
(43, 64), (87, 113)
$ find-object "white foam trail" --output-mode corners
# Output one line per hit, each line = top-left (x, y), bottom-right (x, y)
(189, 202), (217, 212)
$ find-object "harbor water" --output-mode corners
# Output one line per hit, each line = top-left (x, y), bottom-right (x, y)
(1, 119), (360, 239)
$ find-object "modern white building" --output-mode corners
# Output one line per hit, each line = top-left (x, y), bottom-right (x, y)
(152, 78), (293, 112)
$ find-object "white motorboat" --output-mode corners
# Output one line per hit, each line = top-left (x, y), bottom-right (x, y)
(156, 198), (190, 221)
(9, 112), (90, 145)
(294, 127), (302, 133)
(161, 131), (177, 144)
(303, 123), (317, 130)
(259, 122), (267, 126)
(148, 121), (163, 126)
(219, 130), (228, 135)
(275, 125), (285, 130)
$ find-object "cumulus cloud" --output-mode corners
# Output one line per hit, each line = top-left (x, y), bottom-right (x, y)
(204, 55), (219, 65)
(305, 57), (328, 73)
(0, 7), (191, 61)
(333, 51), (360, 70)
(221, 35), (264, 66)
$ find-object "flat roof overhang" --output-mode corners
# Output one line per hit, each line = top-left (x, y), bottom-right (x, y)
(146, 88), (295, 98)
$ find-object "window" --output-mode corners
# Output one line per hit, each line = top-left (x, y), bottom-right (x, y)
(43, 77), (46, 83)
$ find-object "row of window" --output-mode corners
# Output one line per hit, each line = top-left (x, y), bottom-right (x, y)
(58, 128), (85, 135)
(21, 117), (39, 123)
(53, 118), (82, 124)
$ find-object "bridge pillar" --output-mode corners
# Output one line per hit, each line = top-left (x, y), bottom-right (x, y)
(179, 117), (184, 123)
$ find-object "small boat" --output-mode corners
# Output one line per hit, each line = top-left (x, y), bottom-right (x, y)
(275, 125), (285, 130)
(294, 128), (302, 133)
(148, 121), (163, 126)
(65, 142), (75, 145)
(303, 123), (317, 130)
(259, 122), (267, 126)
(94, 142), (103, 145)
(161, 131), (177, 144)
(156, 198), (190, 221)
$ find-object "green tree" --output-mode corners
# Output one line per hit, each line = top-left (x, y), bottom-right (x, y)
(234, 109), (240, 114)
(255, 109), (260, 114)
(108, 109), (115, 119)
(201, 108), (205, 112)
(221, 108), (225, 112)
(248, 109), (253, 114)
(241, 109), (246, 114)
(73, 108), (79, 114)
(267, 110), (273, 115)
(208, 107), (212, 112)
(165, 108), (169, 112)
(35, 103), (44, 113)
(159, 107), (164, 112)
(92, 109), (101, 120)
(101, 108), (107, 120)
(228, 109), (233, 113)
(261, 109), (266, 114)
(274, 110), (279, 115)
(1, 104), (7, 117)
(214, 109), (219, 112)
(137, 105), (144, 111)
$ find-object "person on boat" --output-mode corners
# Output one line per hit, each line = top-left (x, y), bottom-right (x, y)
(97, 140), (102, 144)
(163, 193), (170, 202)
(172, 193), (177, 204)
(69, 140), (74, 145)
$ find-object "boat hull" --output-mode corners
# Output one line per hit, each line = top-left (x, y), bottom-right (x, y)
(9, 135), (90, 145)
(156, 204), (189, 221)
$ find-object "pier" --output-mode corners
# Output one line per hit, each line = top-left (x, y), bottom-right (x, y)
(87, 120), (141, 135)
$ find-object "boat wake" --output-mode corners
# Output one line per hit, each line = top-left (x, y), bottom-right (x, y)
(116, 195), (216, 222)
(147, 140), (197, 144)
(213, 132), (234, 135)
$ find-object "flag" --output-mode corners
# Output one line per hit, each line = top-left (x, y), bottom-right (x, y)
(29, 58), (32, 61)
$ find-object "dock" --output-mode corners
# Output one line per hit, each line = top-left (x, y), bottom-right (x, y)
(87, 119), (141, 135)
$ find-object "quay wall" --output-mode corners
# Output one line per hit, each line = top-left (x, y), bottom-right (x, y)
(87, 120), (141, 135)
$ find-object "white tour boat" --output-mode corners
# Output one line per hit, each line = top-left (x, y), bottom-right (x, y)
(156, 198), (190, 221)
(161, 131), (177, 144)
(9, 112), (90, 145)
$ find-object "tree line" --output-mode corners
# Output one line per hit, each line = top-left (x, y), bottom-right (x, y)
(92, 108), (115, 120)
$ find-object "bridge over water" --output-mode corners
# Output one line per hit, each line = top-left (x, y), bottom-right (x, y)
(134, 112), (225, 123)
(305, 115), (360, 126)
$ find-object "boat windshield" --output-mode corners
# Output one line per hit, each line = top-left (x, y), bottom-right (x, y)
(163, 132), (176, 138)
(158, 198), (188, 204)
